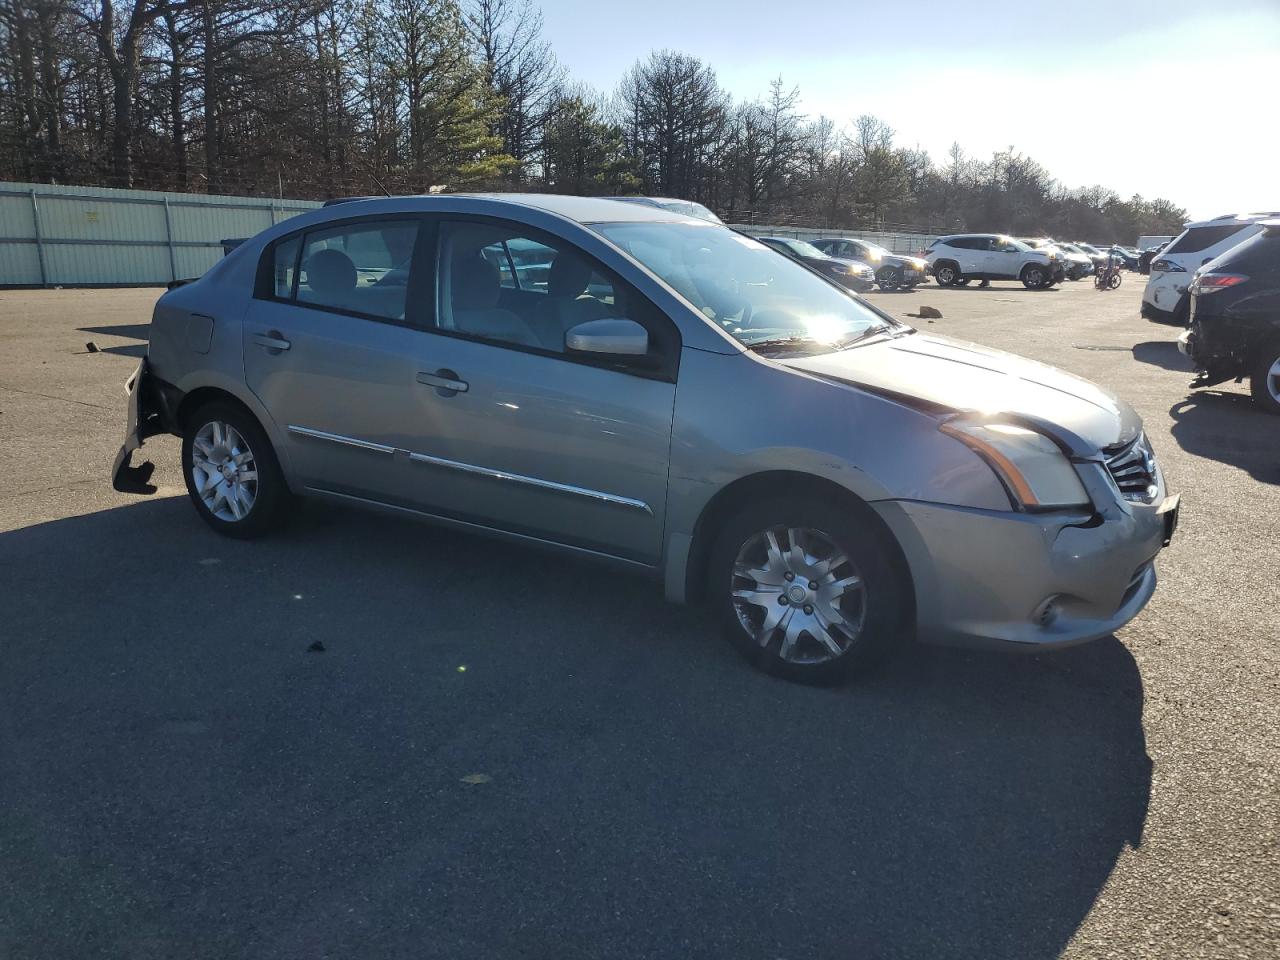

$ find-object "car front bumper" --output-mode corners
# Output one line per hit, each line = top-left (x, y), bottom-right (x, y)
(873, 479), (1177, 651)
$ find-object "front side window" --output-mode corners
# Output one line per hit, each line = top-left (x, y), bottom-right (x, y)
(594, 221), (899, 354)
(437, 220), (666, 359)
(294, 220), (420, 321)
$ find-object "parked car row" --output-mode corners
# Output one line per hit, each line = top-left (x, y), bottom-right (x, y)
(750, 234), (930, 293)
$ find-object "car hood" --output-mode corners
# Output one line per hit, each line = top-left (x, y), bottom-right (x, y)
(780, 332), (1141, 452)
(879, 253), (926, 270)
(825, 256), (874, 272)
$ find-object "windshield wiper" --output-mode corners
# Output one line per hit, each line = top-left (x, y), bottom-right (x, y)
(744, 336), (827, 353)
(835, 326), (911, 350)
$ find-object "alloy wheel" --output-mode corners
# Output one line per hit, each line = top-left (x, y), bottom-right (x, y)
(190, 420), (258, 521)
(1268, 358), (1280, 403)
(731, 526), (867, 664)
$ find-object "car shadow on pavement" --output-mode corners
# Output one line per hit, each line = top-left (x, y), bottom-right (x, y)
(1169, 391), (1280, 484)
(79, 323), (150, 358)
(1132, 340), (1195, 372)
(0, 497), (1152, 960)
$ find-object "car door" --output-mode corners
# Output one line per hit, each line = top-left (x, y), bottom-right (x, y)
(992, 238), (1023, 278)
(390, 217), (678, 565)
(242, 215), (443, 505)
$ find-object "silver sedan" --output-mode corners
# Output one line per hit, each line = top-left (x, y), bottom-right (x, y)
(112, 194), (1179, 684)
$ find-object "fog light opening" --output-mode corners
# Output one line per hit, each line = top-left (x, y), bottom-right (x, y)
(1031, 595), (1062, 628)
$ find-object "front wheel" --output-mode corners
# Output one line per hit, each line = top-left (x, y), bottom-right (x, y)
(877, 268), (902, 292)
(182, 401), (291, 538)
(1021, 264), (1047, 289)
(709, 498), (909, 685)
(1108, 272), (1122, 289)
(1250, 345), (1280, 415)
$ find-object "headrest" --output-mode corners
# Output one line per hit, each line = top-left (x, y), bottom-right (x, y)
(306, 248), (358, 298)
(452, 254), (502, 310)
(548, 251), (593, 299)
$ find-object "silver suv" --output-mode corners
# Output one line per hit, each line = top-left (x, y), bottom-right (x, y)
(112, 195), (1178, 684)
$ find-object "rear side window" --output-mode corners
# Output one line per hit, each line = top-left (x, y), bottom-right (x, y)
(295, 220), (421, 321)
(1212, 232), (1279, 275)
(1165, 225), (1248, 255)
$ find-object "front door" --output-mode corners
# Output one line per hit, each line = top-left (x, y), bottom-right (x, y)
(392, 218), (679, 565)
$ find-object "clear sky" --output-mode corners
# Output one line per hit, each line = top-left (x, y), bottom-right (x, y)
(535, 0), (1279, 220)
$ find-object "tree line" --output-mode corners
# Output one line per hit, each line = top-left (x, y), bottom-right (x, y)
(0, 0), (1187, 240)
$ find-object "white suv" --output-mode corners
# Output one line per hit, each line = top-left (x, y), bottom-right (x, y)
(926, 234), (1058, 289)
(1142, 213), (1279, 324)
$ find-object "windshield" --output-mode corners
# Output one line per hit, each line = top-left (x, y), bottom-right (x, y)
(1002, 236), (1034, 253)
(1077, 243), (1101, 255)
(594, 221), (900, 352)
(771, 238), (827, 259)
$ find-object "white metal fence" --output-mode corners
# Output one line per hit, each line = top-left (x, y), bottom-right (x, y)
(0, 181), (321, 287)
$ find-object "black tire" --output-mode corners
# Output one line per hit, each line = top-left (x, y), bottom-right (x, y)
(708, 495), (911, 685)
(877, 267), (902, 292)
(182, 400), (291, 539)
(933, 261), (959, 287)
(1108, 272), (1122, 290)
(1021, 264), (1048, 289)
(1249, 342), (1280, 416)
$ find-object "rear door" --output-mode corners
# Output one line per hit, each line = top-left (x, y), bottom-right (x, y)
(242, 215), (436, 504)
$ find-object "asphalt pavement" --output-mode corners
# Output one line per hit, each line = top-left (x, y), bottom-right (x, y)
(0, 278), (1276, 959)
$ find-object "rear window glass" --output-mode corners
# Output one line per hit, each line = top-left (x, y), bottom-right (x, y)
(1166, 225), (1249, 255)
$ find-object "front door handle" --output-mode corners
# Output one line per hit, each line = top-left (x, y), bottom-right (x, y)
(417, 369), (468, 396)
(252, 331), (291, 353)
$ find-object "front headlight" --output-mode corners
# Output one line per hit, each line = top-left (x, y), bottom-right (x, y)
(940, 421), (1090, 510)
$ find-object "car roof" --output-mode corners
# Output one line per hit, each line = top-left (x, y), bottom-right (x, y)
(320, 193), (700, 225)
(1184, 212), (1280, 228)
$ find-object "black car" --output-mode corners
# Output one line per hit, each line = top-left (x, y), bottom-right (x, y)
(756, 236), (877, 292)
(811, 237), (929, 291)
(1139, 242), (1168, 275)
(1180, 219), (1280, 413)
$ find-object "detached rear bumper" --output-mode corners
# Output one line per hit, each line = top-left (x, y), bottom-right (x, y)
(111, 359), (180, 494)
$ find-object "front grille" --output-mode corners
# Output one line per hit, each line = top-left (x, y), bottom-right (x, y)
(1105, 433), (1159, 503)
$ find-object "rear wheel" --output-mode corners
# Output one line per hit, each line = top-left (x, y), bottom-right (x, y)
(1108, 272), (1122, 289)
(182, 401), (291, 538)
(933, 262), (959, 287)
(709, 497), (909, 685)
(1250, 345), (1280, 416)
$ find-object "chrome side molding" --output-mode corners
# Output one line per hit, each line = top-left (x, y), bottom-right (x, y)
(287, 424), (653, 515)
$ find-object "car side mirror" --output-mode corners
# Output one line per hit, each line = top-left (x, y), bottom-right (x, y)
(565, 318), (649, 357)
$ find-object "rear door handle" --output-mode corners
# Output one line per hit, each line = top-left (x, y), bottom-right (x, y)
(417, 370), (468, 395)
(251, 331), (291, 352)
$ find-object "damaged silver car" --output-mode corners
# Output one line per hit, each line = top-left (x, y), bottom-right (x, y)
(112, 194), (1179, 683)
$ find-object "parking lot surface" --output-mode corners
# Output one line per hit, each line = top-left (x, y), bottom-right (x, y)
(1, 280), (1277, 959)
